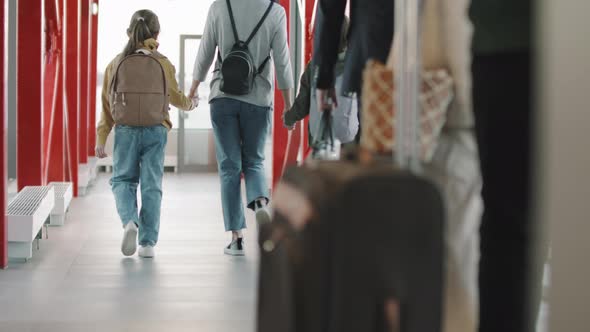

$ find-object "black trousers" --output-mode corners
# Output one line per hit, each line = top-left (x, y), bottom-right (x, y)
(473, 52), (546, 332)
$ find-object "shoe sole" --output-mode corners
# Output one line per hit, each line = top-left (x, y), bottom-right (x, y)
(138, 248), (155, 258)
(255, 209), (272, 226)
(224, 248), (245, 256)
(121, 227), (138, 257)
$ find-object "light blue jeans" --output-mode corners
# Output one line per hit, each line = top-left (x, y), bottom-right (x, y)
(111, 125), (167, 246)
(210, 98), (271, 232)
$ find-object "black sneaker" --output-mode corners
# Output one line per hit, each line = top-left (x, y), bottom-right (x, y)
(224, 238), (245, 256)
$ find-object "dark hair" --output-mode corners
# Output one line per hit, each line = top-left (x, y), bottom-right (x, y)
(123, 10), (160, 56)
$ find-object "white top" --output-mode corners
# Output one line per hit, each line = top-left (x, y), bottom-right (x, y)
(193, 0), (294, 107)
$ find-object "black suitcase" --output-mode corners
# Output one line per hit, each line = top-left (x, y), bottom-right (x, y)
(257, 161), (444, 332)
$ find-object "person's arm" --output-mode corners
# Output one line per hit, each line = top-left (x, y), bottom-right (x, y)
(314, 0), (346, 111)
(283, 64), (312, 128)
(95, 62), (115, 158)
(162, 59), (196, 111)
(189, 3), (218, 99)
(271, 6), (295, 115)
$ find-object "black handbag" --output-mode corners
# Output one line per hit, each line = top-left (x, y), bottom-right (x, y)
(311, 109), (338, 160)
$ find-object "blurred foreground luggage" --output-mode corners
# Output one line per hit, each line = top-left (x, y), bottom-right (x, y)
(257, 160), (444, 332)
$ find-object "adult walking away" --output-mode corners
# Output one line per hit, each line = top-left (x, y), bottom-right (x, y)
(189, 0), (294, 256)
(470, 1), (546, 331)
(96, 10), (197, 258)
(313, 0), (394, 142)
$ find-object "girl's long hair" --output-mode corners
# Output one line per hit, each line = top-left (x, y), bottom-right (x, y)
(123, 10), (160, 57)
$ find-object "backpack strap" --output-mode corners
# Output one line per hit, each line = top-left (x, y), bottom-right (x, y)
(135, 49), (152, 55)
(225, 0), (240, 43)
(244, 1), (275, 47)
(214, 50), (223, 72)
(257, 55), (271, 75)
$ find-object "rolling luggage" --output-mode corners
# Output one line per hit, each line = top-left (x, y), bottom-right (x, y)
(257, 160), (444, 332)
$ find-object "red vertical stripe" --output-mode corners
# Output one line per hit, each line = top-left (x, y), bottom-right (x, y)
(1, 0), (8, 269)
(78, 0), (88, 164)
(17, 0), (44, 190)
(65, 0), (79, 196)
(88, 0), (98, 156)
(43, 0), (65, 182)
(46, 60), (65, 183)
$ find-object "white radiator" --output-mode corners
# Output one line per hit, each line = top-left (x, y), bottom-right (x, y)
(48, 182), (73, 226)
(7, 186), (55, 260)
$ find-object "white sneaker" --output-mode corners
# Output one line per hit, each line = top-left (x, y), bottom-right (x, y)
(255, 200), (272, 226)
(121, 222), (138, 256)
(224, 238), (245, 256)
(138, 245), (155, 258)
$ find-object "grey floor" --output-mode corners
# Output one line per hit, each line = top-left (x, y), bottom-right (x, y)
(0, 173), (259, 332)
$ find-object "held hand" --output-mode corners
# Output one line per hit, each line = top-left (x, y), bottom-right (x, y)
(95, 145), (107, 159)
(282, 109), (295, 130)
(190, 96), (200, 110)
(316, 88), (338, 112)
(188, 80), (200, 99)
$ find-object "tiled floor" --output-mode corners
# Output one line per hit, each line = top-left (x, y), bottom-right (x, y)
(0, 170), (551, 332)
(0, 173), (260, 332)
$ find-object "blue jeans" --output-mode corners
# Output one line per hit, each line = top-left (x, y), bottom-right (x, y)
(210, 98), (271, 232)
(111, 125), (167, 246)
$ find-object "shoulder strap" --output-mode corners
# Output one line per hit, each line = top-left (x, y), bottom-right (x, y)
(225, 0), (240, 42)
(257, 55), (271, 75)
(244, 1), (275, 47)
(135, 49), (152, 55)
(214, 50), (223, 72)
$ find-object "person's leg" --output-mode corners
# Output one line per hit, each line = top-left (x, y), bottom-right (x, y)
(239, 102), (272, 212)
(473, 52), (540, 332)
(111, 125), (141, 226)
(111, 125), (141, 256)
(210, 98), (246, 234)
(138, 125), (167, 249)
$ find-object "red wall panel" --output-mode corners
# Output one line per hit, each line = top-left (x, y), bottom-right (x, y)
(65, 0), (79, 196)
(17, 0), (44, 190)
(273, 0), (317, 185)
(44, 0), (66, 183)
(1, 0), (8, 269)
(78, 0), (88, 164)
(88, 0), (99, 156)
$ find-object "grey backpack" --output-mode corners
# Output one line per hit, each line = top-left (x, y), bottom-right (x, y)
(110, 51), (169, 127)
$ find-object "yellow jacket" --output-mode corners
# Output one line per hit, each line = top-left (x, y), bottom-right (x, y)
(96, 39), (193, 146)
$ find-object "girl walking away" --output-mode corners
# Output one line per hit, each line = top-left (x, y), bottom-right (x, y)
(95, 10), (197, 258)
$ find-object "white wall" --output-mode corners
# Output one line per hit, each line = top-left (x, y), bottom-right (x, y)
(539, 0), (590, 330)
